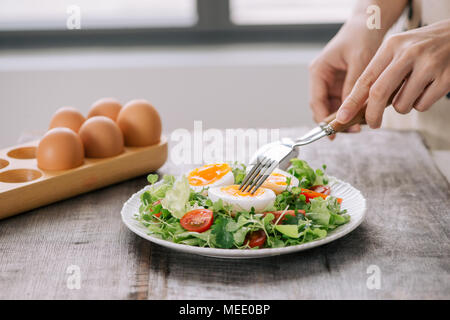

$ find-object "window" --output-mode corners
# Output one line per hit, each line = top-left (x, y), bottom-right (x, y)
(230, 0), (357, 25)
(0, 0), (354, 47)
(0, 0), (197, 30)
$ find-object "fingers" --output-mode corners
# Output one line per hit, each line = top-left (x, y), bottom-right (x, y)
(309, 66), (331, 123)
(414, 80), (448, 112)
(365, 58), (413, 128)
(342, 64), (364, 134)
(347, 124), (361, 133)
(392, 68), (433, 114)
(337, 45), (394, 124)
(342, 61), (366, 100)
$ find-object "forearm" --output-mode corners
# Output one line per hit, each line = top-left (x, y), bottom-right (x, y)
(347, 0), (409, 37)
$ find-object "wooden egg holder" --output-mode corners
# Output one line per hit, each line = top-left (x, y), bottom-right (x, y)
(0, 136), (168, 219)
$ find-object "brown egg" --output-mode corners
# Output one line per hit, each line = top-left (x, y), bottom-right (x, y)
(37, 128), (84, 171)
(116, 99), (161, 147)
(79, 116), (124, 158)
(49, 107), (85, 133)
(87, 98), (122, 121)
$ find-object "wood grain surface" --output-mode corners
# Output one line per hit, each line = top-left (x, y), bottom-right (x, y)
(0, 128), (449, 299)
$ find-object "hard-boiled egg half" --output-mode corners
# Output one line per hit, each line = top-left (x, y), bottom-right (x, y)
(187, 163), (234, 192)
(261, 168), (299, 194)
(208, 185), (275, 212)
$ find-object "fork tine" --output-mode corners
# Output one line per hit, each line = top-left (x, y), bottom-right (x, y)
(239, 159), (260, 191)
(240, 157), (269, 193)
(240, 157), (267, 193)
(247, 160), (272, 194)
(250, 173), (274, 194)
(249, 160), (277, 194)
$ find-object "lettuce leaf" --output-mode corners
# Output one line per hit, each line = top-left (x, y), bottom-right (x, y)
(307, 197), (349, 228)
(307, 197), (332, 226)
(233, 227), (250, 246)
(137, 158), (350, 250)
(161, 176), (191, 219)
(149, 175), (176, 201)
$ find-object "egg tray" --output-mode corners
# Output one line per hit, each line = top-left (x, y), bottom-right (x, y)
(0, 136), (168, 219)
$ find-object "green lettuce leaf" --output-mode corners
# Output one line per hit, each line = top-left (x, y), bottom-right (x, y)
(307, 197), (331, 226)
(174, 230), (211, 243)
(233, 227), (250, 246)
(138, 158), (350, 251)
(161, 176), (191, 219)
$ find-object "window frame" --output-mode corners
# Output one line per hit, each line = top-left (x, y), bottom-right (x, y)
(0, 0), (342, 48)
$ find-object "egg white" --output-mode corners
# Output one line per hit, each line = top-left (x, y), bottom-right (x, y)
(187, 169), (235, 193)
(208, 186), (276, 212)
(261, 168), (299, 194)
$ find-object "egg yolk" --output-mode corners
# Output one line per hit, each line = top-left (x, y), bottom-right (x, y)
(221, 185), (264, 197)
(188, 163), (231, 186)
(265, 173), (289, 186)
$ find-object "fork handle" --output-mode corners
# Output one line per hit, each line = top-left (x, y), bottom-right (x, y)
(320, 88), (399, 133)
(321, 107), (367, 133)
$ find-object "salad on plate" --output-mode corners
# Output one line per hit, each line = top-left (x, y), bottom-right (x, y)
(136, 159), (350, 249)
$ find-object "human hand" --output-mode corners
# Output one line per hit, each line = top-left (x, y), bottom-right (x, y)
(309, 16), (385, 133)
(336, 19), (450, 129)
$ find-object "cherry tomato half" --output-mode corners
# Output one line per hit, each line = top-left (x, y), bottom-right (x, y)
(263, 210), (305, 224)
(245, 229), (267, 248)
(180, 209), (214, 233)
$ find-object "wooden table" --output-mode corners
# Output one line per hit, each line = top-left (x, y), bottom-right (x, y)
(0, 128), (449, 299)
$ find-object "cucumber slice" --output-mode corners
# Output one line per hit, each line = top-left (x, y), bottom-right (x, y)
(274, 225), (299, 238)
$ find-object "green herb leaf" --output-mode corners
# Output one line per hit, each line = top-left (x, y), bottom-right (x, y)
(137, 157), (349, 251)
(231, 162), (247, 184)
(283, 213), (299, 225)
(141, 191), (151, 206)
(147, 174), (158, 185)
(263, 213), (275, 227)
(211, 217), (234, 249)
(288, 159), (316, 189)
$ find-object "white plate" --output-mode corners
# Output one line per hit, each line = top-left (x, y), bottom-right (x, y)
(121, 177), (366, 259)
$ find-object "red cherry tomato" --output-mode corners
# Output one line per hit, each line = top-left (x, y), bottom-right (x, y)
(245, 229), (267, 248)
(301, 188), (342, 204)
(263, 210), (305, 224)
(311, 185), (331, 195)
(180, 209), (214, 233)
(150, 200), (162, 218)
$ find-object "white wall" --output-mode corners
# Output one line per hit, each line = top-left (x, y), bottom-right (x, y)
(0, 43), (323, 148)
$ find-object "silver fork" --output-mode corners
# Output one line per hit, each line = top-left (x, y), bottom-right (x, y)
(239, 107), (368, 194)
(240, 88), (401, 194)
